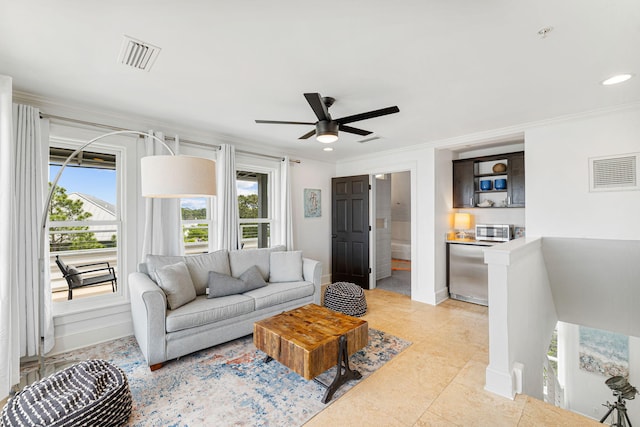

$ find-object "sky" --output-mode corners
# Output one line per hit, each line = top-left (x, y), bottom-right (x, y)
(50, 165), (116, 204)
(50, 165), (258, 209)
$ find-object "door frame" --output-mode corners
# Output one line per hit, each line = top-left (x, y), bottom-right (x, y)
(369, 168), (415, 295)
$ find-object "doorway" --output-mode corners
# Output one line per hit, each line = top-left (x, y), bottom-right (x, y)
(375, 171), (411, 296)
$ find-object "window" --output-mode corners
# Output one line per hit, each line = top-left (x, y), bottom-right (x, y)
(48, 146), (120, 302)
(181, 197), (214, 254)
(237, 170), (272, 249)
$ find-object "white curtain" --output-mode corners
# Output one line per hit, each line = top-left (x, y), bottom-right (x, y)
(13, 104), (53, 358)
(141, 131), (183, 257)
(0, 76), (20, 399)
(216, 144), (239, 251)
(279, 156), (294, 250)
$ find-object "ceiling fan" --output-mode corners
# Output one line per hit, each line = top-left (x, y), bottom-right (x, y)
(255, 93), (400, 143)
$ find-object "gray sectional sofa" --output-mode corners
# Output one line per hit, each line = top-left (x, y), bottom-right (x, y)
(128, 245), (322, 369)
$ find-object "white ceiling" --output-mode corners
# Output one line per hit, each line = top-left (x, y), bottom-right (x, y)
(2, 1), (639, 160)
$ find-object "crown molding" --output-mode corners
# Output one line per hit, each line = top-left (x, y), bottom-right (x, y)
(337, 101), (640, 164)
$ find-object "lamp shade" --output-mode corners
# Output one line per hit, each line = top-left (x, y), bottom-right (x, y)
(453, 213), (471, 230)
(141, 155), (217, 197)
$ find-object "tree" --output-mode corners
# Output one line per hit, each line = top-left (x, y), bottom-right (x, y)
(181, 207), (207, 220)
(48, 184), (104, 251)
(238, 194), (258, 218)
(184, 225), (208, 242)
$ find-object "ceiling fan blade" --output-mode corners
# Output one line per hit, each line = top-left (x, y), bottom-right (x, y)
(304, 93), (331, 121)
(336, 106), (400, 125)
(298, 129), (316, 140)
(339, 125), (372, 136)
(255, 120), (316, 125)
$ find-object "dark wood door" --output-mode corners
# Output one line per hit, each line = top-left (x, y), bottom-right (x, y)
(332, 175), (370, 289)
(452, 159), (475, 208)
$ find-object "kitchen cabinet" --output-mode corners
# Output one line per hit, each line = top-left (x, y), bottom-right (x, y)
(452, 151), (525, 208)
(452, 159), (475, 208)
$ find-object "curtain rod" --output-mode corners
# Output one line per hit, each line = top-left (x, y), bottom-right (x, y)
(39, 113), (300, 163)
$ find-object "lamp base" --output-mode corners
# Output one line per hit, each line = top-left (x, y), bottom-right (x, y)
(456, 230), (468, 239)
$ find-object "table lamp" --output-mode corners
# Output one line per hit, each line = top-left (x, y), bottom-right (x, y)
(454, 213), (472, 239)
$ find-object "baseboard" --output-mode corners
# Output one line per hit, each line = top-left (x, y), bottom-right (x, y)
(50, 320), (133, 355)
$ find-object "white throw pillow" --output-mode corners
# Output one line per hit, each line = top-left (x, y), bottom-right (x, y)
(269, 251), (303, 283)
(154, 261), (197, 310)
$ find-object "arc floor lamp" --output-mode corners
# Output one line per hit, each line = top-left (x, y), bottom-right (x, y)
(37, 130), (217, 378)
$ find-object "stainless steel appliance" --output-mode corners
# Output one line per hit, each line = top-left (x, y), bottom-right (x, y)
(447, 241), (495, 306)
(475, 224), (512, 242)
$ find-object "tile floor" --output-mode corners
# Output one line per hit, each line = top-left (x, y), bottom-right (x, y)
(305, 289), (601, 426)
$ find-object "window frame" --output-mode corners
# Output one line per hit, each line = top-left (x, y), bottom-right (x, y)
(47, 133), (127, 313)
(236, 158), (279, 250)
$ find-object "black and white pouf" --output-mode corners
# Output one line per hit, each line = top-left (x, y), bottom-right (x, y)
(1, 359), (131, 427)
(324, 282), (367, 317)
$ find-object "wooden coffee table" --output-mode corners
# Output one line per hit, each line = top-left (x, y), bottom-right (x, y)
(253, 304), (368, 403)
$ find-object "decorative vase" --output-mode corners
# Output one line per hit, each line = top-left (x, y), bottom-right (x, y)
(494, 178), (506, 190)
(480, 180), (492, 191)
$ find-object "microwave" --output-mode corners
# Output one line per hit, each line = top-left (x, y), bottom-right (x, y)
(475, 224), (512, 242)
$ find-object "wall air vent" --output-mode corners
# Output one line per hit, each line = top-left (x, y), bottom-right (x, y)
(589, 153), (639, 192)
(117, 35), (161, 71)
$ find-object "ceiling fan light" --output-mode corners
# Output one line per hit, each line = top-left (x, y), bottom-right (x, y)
(317, 133), (338, 143)
(316, 120), (339, 143)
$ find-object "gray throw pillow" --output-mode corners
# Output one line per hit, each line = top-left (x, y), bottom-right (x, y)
(67, 266), (82, 287)
(207, 265), (267, 298)
(154, 261), (197, 310)
(269, 251), (303, 283)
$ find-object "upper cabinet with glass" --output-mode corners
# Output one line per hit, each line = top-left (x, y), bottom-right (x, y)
(452, 151), (525, 208)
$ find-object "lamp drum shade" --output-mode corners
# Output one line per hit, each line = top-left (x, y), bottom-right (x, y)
(141, 155), (217, 197)
(453, 213), (471, 230)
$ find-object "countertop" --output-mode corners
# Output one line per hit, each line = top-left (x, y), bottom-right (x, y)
(445, 235), (500, 246)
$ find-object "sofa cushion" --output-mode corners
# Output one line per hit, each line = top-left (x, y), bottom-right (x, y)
(154, 262), (197, 310)
(229, 245), (285, 280)
(165, 294), (255, 333)
(143, 254), (183, 282)
(269, 251), (303, 283)
(243, 281), (315, 310)
(184, 250), (230, 295)
(143, 250), (231, 296)
(207, 265), (267, 298)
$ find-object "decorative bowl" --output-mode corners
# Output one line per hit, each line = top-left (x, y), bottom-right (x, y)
(492, 163), (507, 173)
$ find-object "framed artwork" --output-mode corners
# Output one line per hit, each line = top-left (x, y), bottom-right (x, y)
(579, 326), (629, 377)
(304, 188), (321, 218)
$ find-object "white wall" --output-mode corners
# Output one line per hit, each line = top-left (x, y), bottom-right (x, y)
(484, 238), (557, 399)
(290, 157), (335, 285)
(526, 108), (640, 240)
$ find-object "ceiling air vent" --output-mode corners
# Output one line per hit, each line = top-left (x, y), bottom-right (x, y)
(589, 153), (639, 192)
(117, 35), (161, 71)
(357, 136), (381, 144)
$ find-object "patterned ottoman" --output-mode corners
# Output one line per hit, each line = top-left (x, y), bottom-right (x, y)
(1, 359), (131, 427)
(324, 282), (367, 317)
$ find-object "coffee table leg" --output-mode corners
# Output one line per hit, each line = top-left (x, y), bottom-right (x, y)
(315, 334), (362, 404)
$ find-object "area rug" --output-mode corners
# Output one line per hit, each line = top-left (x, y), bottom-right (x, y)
(44, 328), (410, 426)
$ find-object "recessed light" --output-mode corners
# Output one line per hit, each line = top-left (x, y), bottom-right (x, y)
(602, 74), (633, 86)
(323, 147), (334, 152)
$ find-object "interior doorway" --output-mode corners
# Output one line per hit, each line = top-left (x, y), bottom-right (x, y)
(374, 171), (411, 296)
